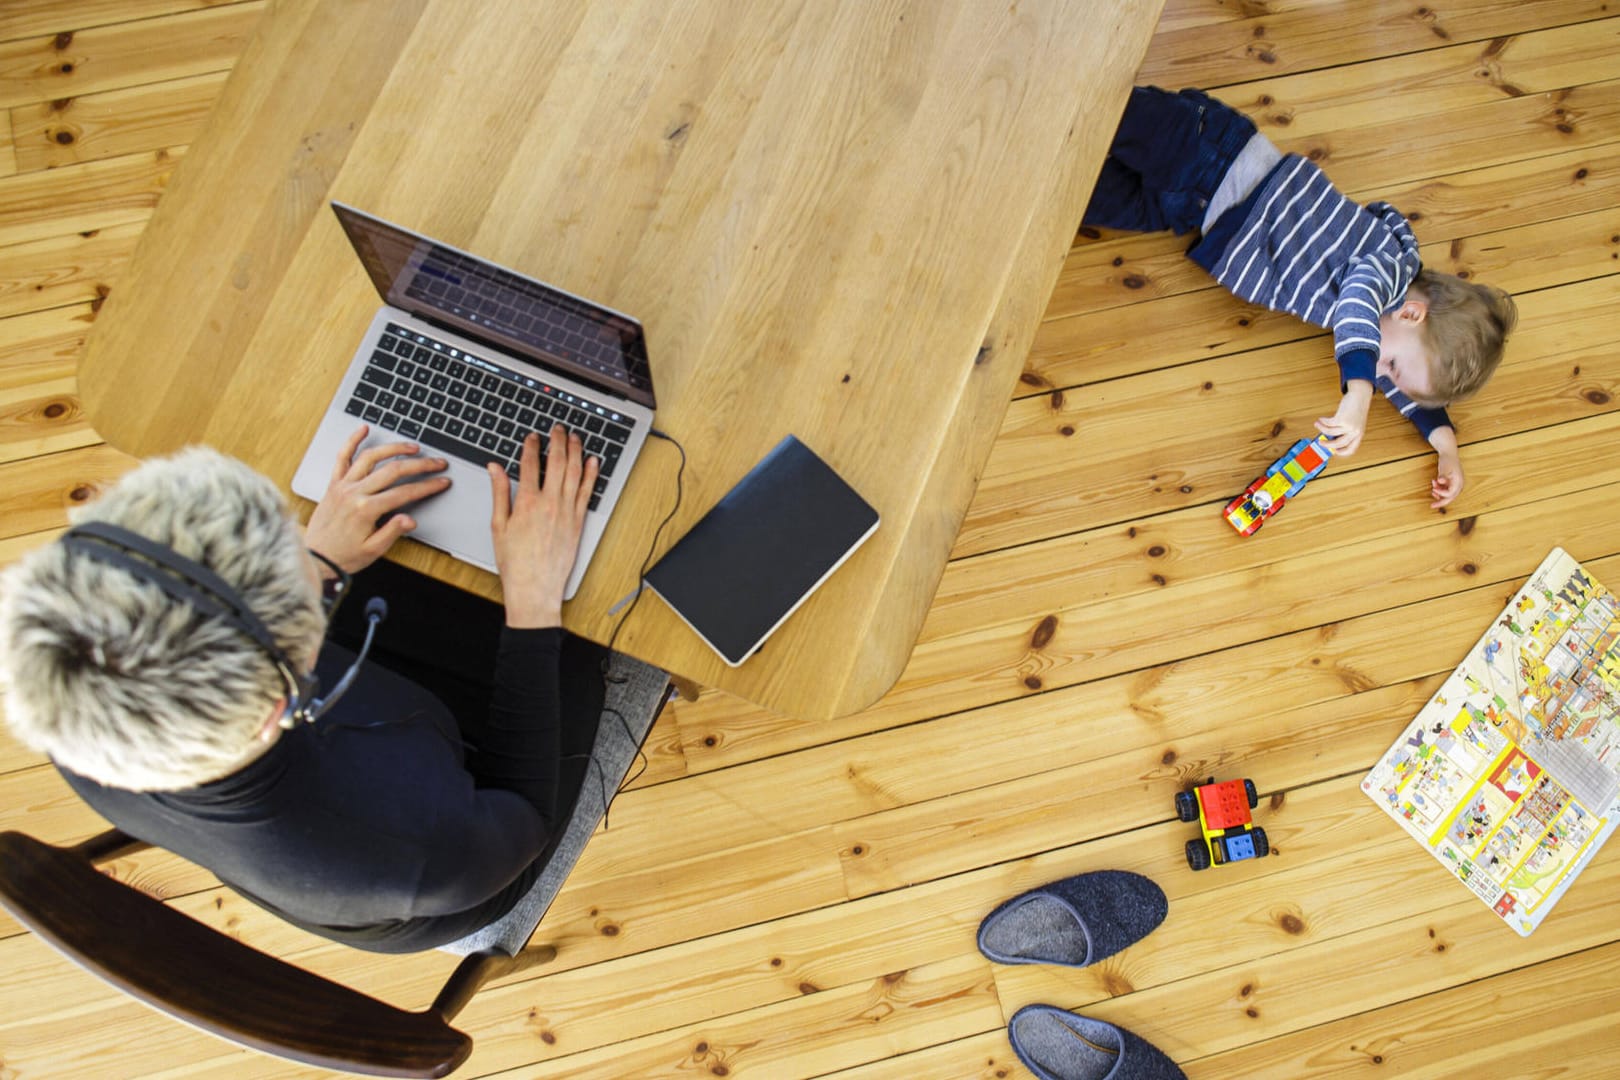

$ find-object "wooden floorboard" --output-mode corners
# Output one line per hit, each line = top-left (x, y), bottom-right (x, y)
(1, 1), (1617, 1077)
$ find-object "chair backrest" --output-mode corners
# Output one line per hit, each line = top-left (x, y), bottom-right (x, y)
(0, 829), (484, 1078)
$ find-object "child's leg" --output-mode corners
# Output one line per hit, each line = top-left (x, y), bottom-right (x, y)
(1082, 86), (1259, 235)
(1083, 156), (1169, 233)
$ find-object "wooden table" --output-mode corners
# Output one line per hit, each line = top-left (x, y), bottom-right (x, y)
(76, 0), (1163, 720)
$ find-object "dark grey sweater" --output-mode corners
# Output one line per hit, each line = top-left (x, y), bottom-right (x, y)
(61, 628), (572, 944)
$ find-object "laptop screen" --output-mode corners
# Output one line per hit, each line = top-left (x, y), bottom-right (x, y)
(332, 202), (654, 409)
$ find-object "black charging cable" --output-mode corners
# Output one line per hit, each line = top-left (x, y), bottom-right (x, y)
(574, 426), (687, 824)
(601, 427), (686, 666)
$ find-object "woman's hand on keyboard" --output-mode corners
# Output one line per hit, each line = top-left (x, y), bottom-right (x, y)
(489, 425), (599, 628)
(305, 425), (451, 573)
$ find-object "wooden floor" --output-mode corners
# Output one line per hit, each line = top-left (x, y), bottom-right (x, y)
(3, 1), (1619, 1076)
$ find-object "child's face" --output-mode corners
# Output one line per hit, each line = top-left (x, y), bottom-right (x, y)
(1378, 299), (1438, 402)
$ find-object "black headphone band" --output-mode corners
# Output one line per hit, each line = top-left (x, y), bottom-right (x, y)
(59, 521), (314, 716)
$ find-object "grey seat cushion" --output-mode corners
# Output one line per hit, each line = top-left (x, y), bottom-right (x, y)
(439, 653), (671, 956)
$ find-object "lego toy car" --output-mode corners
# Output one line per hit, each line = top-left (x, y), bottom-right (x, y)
(1224, 435), (1333, 536)
(1176, 777), (1268, 871)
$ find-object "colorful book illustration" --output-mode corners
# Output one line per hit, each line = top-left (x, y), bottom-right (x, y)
(1362, 548), (1620, 935)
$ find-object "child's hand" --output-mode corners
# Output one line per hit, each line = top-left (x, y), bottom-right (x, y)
(1429, 425), (1464, 510)
(1315, 382), (1373, 456)
(1432, 456), (1464, 508)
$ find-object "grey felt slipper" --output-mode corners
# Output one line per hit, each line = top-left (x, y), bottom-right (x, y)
(1007, 1004), (1185, 1080)
(977, 870), (1167, 967)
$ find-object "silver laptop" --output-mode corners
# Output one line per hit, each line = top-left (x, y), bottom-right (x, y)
(293, 203), (656, 599)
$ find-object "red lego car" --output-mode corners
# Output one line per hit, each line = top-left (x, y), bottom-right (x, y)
(1176, 777), (1268, 870)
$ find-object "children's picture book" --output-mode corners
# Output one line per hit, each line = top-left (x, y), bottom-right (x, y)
(1362, 548), (1620, 936)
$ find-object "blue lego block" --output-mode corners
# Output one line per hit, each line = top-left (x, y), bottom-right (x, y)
(1222, 832), (1258, 862)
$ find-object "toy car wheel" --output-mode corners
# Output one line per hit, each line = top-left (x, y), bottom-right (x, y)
(1250, 827), (1269, 859)
(1244, 779), (1259, 809)
(1175, 791), (1199, 822)
(1185, 838), (1211, 871)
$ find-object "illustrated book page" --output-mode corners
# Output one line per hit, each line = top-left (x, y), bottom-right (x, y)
(1362, 548), (1620, 935)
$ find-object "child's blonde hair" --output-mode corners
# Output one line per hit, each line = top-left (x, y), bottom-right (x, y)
(1412, 268), (1517, 406)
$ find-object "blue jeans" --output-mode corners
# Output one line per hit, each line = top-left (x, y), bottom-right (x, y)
(1082, 86), (1258, 235)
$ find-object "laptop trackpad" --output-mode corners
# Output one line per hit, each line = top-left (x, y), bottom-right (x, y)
(360, 440), (498, 571)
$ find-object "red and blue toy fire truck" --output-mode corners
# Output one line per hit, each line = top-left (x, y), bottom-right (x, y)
(1176, 777), (1268, 871)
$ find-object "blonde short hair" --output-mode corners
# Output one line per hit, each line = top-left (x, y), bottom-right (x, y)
(0, 447), (324, 791)
(1412, 268), (1518, 406)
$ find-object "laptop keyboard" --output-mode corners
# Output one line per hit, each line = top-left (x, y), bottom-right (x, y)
(342, 322), (637, 510)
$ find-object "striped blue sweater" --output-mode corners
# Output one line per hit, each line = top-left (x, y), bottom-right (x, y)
(1199, 154), (1452, 438)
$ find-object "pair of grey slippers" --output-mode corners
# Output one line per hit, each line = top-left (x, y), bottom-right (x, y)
(976, 870), (1184, 1080)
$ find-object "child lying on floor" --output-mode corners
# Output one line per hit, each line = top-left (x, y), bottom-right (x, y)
(1085, 86), (1517, 509)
